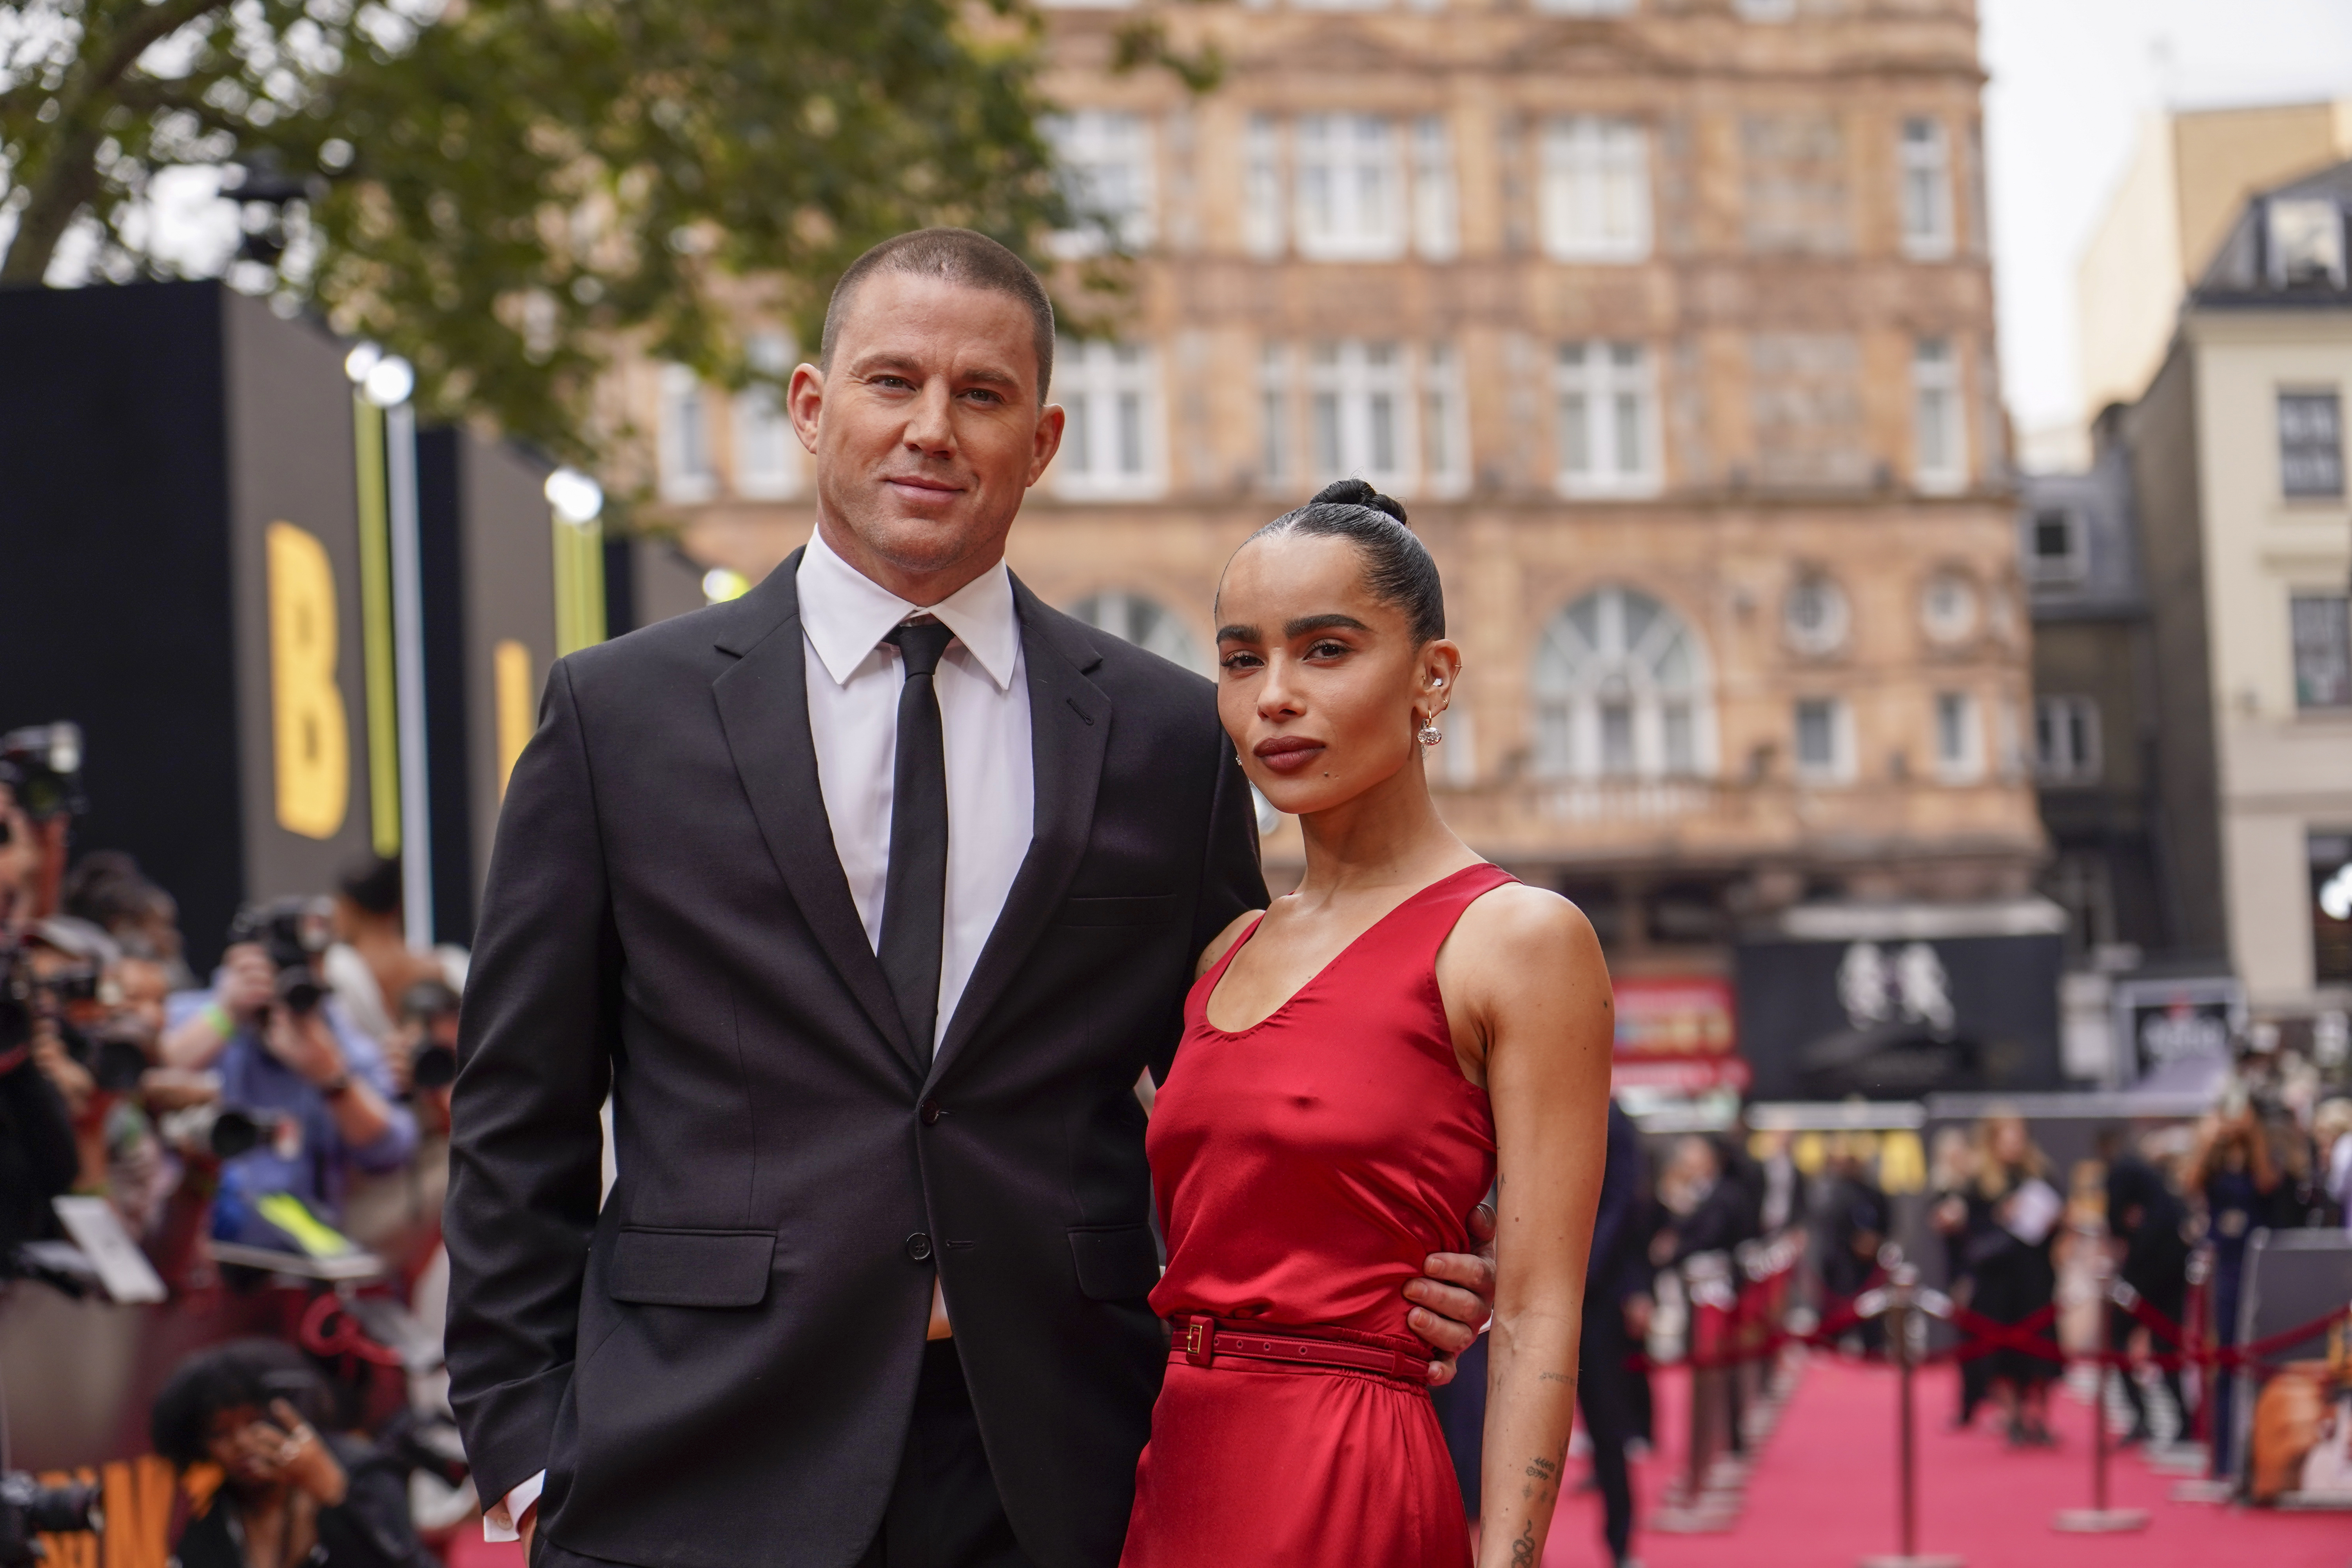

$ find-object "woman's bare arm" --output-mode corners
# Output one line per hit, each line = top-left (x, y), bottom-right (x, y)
(1445, 887), (1613, 1568)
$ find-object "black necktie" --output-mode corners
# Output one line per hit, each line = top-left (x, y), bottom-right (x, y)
(881, 619), (957, 1065)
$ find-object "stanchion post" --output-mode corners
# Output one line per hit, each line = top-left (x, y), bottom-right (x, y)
(1860, 1265), (1962, 1568)
(2054, 1283), (2149, 1533)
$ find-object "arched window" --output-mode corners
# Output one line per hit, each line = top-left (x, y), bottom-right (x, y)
(1067, 590), (1209, 676)
(1532, 586), (1714, 779)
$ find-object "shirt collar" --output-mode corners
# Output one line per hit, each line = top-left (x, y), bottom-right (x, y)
(795, 527), (1021, 692)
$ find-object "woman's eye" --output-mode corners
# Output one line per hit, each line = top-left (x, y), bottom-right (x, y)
(1307, 640), (1349, 659)
(1219, 651), (1263, 671)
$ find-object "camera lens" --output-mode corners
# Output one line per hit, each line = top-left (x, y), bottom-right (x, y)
(210, 1107), (263, 1159)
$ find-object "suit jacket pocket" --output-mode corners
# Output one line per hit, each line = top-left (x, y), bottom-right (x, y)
(1068, 1224), (1162, 1301)
(1057, 893), (1181, 927)
(609, 1227), (776, 1308)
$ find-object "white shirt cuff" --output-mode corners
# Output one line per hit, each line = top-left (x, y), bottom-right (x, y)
(483, 1472), (546, 1543)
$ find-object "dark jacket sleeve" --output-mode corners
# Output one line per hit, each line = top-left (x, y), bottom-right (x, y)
(442, 659), (620, 1509)
(1160, 731), (1268, 1083)
(1586, 1105), (1645, 1305)
(313, 1439), (445, 1568)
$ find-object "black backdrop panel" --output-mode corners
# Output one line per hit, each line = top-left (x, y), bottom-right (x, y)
(1735, 932), (2065, 1101)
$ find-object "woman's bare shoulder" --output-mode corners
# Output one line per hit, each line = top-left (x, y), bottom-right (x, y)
(1455, 880), (1601, 963)
(1195, 908), (1265, 980)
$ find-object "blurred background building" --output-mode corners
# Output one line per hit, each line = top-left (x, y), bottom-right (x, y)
(633, 0), (2044, 1078)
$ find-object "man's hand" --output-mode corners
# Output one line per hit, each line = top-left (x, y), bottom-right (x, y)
(218, 944), (277, 1018)
(1403, 1199), (1497, 1386)
(264, 1007), (347, 1088)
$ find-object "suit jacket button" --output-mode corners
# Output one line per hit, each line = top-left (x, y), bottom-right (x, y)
(919, 1098), (942, 1126)
(906, 1232), (933, 1263)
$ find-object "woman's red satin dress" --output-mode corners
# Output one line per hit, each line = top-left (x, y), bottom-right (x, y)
(1119, 863), (1511, 1568)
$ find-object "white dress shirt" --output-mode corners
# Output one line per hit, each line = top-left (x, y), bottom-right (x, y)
(483, 530), (1035, 1541)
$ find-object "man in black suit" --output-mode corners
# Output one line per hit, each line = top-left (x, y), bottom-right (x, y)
(443, 230), (1494, 1568)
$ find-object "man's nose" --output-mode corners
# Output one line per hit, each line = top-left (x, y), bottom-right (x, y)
(903, 381), (955, 454)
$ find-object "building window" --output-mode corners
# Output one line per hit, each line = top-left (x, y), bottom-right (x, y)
(1053, 340), (1163, 499)
(2280, 391), (2345, 497)
(1933, 691), (1983, 783)
(1243, 114), (1285, 258)
(2269, 198), (2347, 289)
(1044, 110), (1155, 257)
(1422, 342), (1470, 498)
(2024, 507), (2084, 584)
(1898, 118), (1954, 260)
(1306, 340), (1413, 489)
(1913, 337), (1965, 494)
(1532, 586), (1714, 781)
(1411, 116), (1459, 261)
(1784, 573), (1850, 657)
(1538, 117), (1650, 263)
(1555, 342), (1659, 497)
(1294, 114), (1404, 261)
(1920, 569), (1980, 645)
(1259, 342), (1293, 485)
(1742, 113), (1849, 255)
(1792, 696), (1853, 784)
(657, 363), (716, 504)
(1067, 591), (1207, 675)
(2293, 595), (2352, 710)
(732, 331), (799, 500)
(2034, 695), (2102, 784)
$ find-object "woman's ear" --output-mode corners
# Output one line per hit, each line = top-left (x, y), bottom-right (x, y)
(1417, 640), (1465, 722)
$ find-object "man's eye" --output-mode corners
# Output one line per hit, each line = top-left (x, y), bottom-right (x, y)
(874, 375), (914, 390)
(962, 388), (1003, 405)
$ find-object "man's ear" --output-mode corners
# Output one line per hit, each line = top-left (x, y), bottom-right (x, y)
(1025, 401), (1067, 487)
(788, 363), (825, 454)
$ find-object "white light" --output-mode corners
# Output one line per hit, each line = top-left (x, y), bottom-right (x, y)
(702, 568), (750, 604)
(363, 354), (415, 407)
(343, 342), (382, 384)
(2323, 864), (2352, 924)
(544, 467), (604, 524)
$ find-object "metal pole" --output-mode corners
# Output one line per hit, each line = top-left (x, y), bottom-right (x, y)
(385, 401), (432, 950)
(1896, 1296), (1916, 1560)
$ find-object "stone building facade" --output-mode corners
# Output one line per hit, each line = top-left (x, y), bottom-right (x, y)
(626, 0), (2043, 989)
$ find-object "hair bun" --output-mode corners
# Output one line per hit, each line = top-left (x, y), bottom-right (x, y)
(1309, 477), (1408, 528)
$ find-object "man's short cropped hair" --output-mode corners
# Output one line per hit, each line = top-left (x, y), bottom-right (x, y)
(818, 229), (1055, 402)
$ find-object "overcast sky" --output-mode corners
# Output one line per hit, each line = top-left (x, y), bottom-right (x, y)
(1980, 0), (2352, 442)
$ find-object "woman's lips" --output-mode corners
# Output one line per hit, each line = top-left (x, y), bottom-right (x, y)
(1252, 736), (1324, 775)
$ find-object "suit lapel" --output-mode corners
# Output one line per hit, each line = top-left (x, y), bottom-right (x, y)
(928, 580), (1110, 1086)
(710, 551), (921, 1076)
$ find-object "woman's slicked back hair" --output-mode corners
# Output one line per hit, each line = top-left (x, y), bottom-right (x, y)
(1242, 478), (1445, 643)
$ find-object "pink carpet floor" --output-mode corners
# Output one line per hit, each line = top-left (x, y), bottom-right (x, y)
(1544, 1357), (2352, 1568)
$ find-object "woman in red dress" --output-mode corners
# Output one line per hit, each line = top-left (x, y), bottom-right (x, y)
(1120, 480), (1615, 1568)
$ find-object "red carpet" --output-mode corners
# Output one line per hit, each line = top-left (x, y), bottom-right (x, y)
(1545, 1356), (2352, 1568)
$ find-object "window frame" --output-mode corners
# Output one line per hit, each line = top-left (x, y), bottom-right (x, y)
(1933, 690), (1985, 784)
(1791, 695), (1855, 785)
(2290, 593), (2352, 712)
(1554, 340), (1662, 498)
(1531, 585), (1717, 783)
(2024, 507), (2085, 585)
(2033, 694), (2103, 785)
(730, 332), (800, 501)
(1911, 336), (1967, 495)
(1243, 113), (1287, 259)
(1538, 116), (1652, 264)
(1898, 116), (1955, 261)
(656, 363), (718, 505)
(1421, 341), (1471, 499)
(2279, 389), (2346, 499)
(1410, 115), (1460, 262)
(1044, 109), (1156, 259)
(1293, 113), (1406, 262)
(1305, 339), (1416, 491)
(1050, 338), (1167, 501)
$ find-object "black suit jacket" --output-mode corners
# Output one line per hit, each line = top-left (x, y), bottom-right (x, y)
(443, 553), (1265, 1568)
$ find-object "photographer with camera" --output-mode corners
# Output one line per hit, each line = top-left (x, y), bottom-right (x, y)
(158, 900), (414, 1252)
(151, 1340), (439, 1568)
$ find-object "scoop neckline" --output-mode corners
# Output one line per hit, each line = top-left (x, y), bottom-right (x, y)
(1198, 863), (1499, 1039)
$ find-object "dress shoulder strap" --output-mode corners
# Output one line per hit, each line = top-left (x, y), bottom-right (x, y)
(1355, 862), (1519, 973)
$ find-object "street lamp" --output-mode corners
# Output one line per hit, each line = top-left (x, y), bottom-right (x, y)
(345, 345), (432, 951)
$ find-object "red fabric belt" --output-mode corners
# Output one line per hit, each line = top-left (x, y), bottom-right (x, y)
(1167, 1315), (1428, 1383)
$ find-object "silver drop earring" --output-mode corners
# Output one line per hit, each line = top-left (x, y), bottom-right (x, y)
(1417, 721), (1443, 747)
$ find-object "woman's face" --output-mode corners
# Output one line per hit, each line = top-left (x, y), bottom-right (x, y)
(1213, 533), (1458, 818)
(1991, 1117), (2028, 1165)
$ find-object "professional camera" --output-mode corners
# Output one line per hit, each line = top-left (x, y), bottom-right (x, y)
(397, 978), (461, 1091)
(225, 898), (335, 1016)
(0, 1471), (100, 1568)
(0, 724), (87, 826)
(158, 1102), (299, 1162)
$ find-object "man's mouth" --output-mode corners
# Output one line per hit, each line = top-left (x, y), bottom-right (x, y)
(883, 474), (964, 498)
(1252, 735), (1325, 775)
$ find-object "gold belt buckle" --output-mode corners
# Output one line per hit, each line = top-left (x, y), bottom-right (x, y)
(1183, 1315), (1216, 1367)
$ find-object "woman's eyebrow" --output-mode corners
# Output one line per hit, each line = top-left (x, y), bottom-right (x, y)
(1284, 613), (1370, 637)
(1216, 622), (1259, 642)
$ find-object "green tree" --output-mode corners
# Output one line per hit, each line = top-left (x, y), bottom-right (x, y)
(0, 0), (1078, 461)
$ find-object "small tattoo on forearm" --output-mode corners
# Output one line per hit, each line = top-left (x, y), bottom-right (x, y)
(1509, 1521), (1537, 1568)
(1525, 1456), (1560, 1483)
(1539, 1370), (1574, 1386)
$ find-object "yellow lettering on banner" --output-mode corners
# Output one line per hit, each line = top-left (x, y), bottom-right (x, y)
(265, 521), (350, 838)
(494, 639), (535, 798)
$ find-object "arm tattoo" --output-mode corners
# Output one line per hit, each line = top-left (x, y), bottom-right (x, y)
(1509, 1521), (1538, 1568)
(1538, 1370), (1574, 1387)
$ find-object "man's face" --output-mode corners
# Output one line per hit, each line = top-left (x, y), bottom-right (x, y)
(788, 270), (1063, 603)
